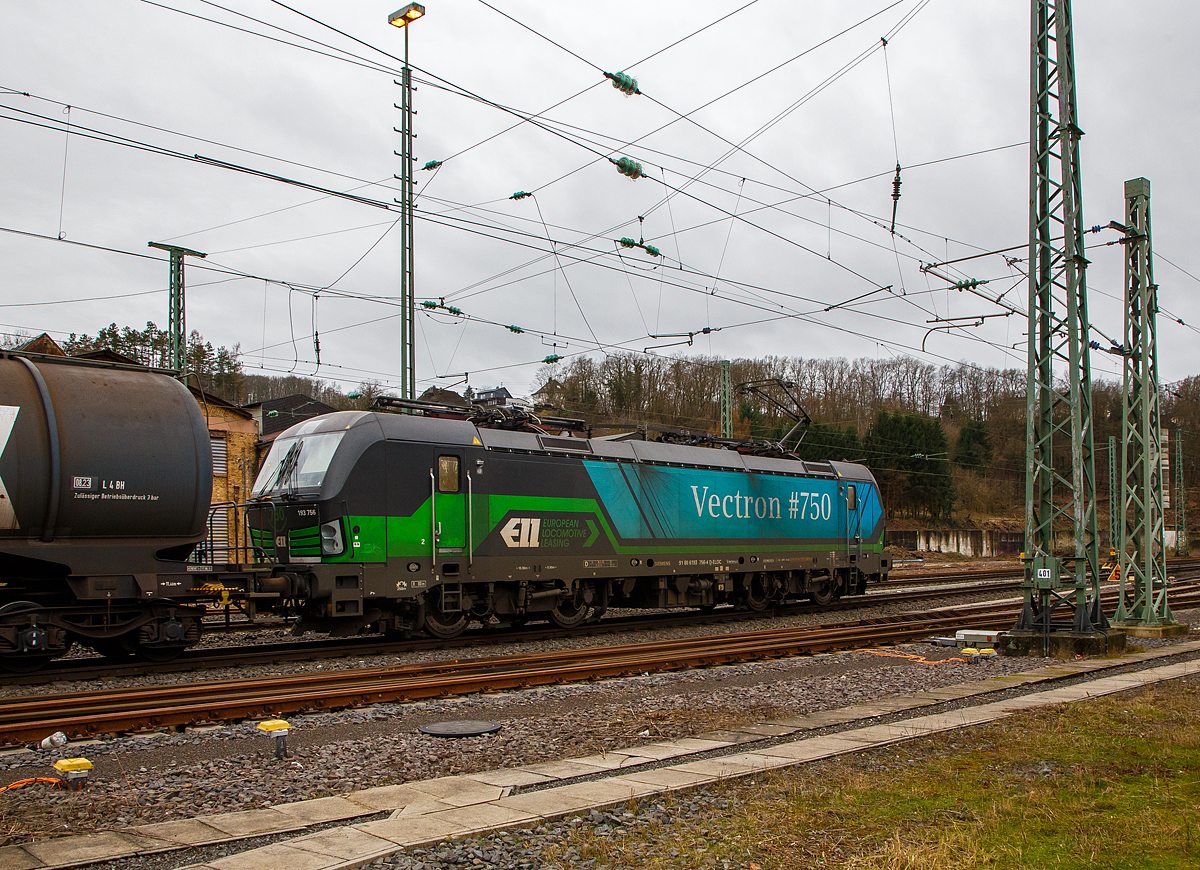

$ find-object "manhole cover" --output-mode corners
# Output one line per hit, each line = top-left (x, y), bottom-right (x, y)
(418, 720), (502, 738)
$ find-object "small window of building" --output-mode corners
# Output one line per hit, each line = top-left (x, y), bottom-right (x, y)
(438, 456), (460, 492)
(211, 436), (228, 476)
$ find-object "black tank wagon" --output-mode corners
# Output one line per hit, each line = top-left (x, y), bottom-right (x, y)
(0, 352), (249, 669)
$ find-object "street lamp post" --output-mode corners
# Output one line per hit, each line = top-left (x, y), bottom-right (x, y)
(388, 3), (425, 400)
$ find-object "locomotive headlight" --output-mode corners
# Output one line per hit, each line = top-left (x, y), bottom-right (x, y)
(320, 520), (345, 555)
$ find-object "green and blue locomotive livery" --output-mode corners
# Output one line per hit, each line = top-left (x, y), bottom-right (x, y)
(248, 411), (890, 638)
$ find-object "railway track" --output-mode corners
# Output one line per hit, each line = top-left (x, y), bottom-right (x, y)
(11, 574), (1026, 685)
(192, 566), (1024, 633)
(4, 581), (1197, 745)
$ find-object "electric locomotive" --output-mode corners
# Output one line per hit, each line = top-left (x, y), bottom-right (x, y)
(0, 350), (890, 672)
(247, 407), (890, 639)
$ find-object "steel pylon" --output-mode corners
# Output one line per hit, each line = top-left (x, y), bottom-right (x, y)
(148, 242), (206, 376)
(720, 360), (733, 438)
(1114, 177), (1173, 627)
(1175, 432), (1188, 556)
(1017, 0), (1104, 639)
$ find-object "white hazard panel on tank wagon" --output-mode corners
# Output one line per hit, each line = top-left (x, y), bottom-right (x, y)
(0, 406), (18, 529)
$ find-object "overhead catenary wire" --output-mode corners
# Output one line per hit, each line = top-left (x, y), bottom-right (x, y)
(9, 2), (1147, 391)
(18, 0), (993, 278)
(0, 208), (1043, 371)
(1, 161), (1052, 375)
(1, 90), (1004, 308)
(2, 71), (1012, 288)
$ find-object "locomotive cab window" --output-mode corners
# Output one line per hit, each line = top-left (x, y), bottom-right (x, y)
(437, 456), (460, 493)
(846, 484), (857, 511)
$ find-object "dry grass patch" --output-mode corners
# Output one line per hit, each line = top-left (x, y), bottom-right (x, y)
(546, 677), (1200, 869)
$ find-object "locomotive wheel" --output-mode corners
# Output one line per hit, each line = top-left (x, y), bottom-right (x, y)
(743, 575), (770, 612)
(549, 599), (589, 629)
(424, 600), (469, 639)
(809, 577), (836, 607)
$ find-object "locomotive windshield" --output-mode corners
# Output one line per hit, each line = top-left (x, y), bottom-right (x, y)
(252, 428), (346, 496)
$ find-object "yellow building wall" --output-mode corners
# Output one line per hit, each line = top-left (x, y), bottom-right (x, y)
(199, 404), (258, 565)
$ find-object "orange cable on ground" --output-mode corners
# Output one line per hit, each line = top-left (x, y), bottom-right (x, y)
(0, 777), (64, 793)
(857, 648), (969, 665)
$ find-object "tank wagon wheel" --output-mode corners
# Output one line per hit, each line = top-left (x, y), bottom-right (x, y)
(0, 601), (63, 673)
(423, 597), (469, 639)
(123, 616), (200, 663)
(0, 652), (57, 674)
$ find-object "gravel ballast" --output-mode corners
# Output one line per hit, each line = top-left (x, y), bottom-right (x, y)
(0, 567), (1192, 869)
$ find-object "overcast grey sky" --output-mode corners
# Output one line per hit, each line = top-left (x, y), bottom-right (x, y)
(2, 1), (1197, 398)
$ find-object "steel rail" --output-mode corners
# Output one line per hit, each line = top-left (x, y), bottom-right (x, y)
(3, 582), (1196, 745)
(8, 577), (1026, 686)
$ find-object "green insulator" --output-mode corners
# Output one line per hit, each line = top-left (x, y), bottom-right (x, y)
(604, 71), (640, 95)
(618, 237), (638, 249)
(543, 354), (562, 364)
(446, 306), (463, 316)
(422, 160), (443, 171)
(642, 244), (661, 257)
(614, 157), (643, 179)
(510, 191), (532, 200)
(421, 300), (438, 309)
(507, 325), (524, 334)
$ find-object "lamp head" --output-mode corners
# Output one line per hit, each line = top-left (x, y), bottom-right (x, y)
(388, 3), (425, 27)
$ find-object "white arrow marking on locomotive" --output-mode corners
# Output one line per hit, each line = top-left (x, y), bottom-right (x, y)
(0, 406), (18, 529)
(500, 517), (524, 548)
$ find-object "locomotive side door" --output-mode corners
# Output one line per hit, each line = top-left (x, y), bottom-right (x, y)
(845, 483), (862, 565)
(431, 451), (467, 560)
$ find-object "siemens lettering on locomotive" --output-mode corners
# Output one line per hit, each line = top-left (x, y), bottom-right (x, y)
(0, 351), (890, 671)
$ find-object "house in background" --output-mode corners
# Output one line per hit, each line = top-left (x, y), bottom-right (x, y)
(188, 389), (257, 565)
(475, 386), (513, 407)
(15, 333), (67, 356)
(418, 386), (470, 406)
